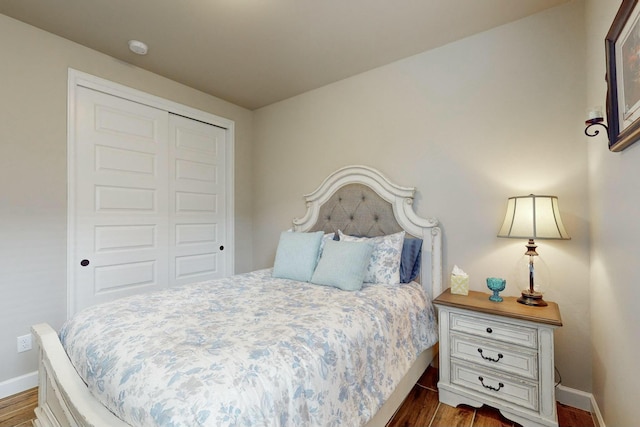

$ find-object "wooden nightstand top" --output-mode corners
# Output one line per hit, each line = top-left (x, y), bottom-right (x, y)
(433, 288), (562, 327)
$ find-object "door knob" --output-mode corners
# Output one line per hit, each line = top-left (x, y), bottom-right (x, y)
(80, 259), (90, 266)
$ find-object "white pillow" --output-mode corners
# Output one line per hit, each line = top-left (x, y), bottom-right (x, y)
(338, 230), (405, 284)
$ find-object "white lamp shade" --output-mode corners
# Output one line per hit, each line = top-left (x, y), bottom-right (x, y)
(498, 194), (570, 240)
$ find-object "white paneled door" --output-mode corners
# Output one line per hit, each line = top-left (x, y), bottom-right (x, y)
(71, 85), (229, 314)
(169, 114), (227, 286)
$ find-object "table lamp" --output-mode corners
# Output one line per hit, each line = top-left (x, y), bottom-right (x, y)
(497, 194), (570, 306)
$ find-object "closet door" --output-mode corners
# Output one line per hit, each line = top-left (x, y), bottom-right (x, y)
(70, 83), (232, 315)
(169, 114), (228, 285)
(72, 86), (170, 313)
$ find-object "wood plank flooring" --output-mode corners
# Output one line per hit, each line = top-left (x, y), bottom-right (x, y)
(388, 366), (596, 427)
(0, 387), (37, 427)
(0, 367), (594, 427)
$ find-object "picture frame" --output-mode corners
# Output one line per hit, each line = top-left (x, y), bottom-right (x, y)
(605, 0), (640, 151)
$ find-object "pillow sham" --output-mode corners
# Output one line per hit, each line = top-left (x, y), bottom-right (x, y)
(316, 232), (336, 263)
(272, 230), (324, 282)
(310, 240), (373, 291)
(338, 230), (405, 285)
(400, 238), (423, 283)
(320, 231), (336, 252)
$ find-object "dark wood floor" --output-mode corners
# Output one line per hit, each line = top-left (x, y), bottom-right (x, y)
(0, 367), (594, 427)
(388, 366), (595, 427)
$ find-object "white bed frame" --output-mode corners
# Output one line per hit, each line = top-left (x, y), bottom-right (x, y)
(31, 165), (442, 427)
(294, 165), (442, 426)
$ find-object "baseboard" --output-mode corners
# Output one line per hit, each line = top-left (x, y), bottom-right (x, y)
(588, 394), (606, 427)
(0, 371), (38, 399)
(556, 385), (605, 427)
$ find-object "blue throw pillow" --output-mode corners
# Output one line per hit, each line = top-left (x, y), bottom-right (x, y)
(400, 238), (423, 283)
(310, 240), (373, 291)
(272, 231), (324, 282)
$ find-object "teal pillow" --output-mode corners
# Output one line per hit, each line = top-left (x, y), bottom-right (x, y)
(272, 231), (324, 282)
(310, 240), (373, 291)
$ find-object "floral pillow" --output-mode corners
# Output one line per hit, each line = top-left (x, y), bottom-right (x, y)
(338, 230), (405, 285)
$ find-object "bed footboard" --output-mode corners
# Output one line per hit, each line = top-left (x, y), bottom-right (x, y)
(31, 323), (129, 427)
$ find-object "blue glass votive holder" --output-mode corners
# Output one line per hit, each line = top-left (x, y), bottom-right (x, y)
(486, 277), (506, 302)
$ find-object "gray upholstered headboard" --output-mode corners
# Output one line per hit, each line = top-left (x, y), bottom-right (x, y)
(293, 165), (442, 300)
(307, 183), (407, 238)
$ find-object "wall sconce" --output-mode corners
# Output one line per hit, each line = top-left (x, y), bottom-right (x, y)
(584, 106), (608, 138)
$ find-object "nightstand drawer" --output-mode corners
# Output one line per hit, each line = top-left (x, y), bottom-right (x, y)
(451, 360), (539, 411)
(450, 332), (538, 380)
(450, 312), (538, 349)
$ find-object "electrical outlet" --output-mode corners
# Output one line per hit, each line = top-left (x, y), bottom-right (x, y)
(17, 334), (32, 353)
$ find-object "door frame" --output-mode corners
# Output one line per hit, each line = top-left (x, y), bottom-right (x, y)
(67, 68), (235, 318)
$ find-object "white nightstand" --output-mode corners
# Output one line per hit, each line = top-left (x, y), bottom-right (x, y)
(433, 288), (562, 427)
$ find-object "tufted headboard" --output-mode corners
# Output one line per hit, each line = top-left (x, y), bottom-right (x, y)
(293, 165), (443, 300)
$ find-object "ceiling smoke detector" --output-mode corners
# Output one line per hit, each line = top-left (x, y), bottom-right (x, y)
(128, 40), (148, 55)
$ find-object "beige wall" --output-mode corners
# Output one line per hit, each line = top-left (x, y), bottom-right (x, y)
(0, 14), (253, 384)
(586, 0), (639, 425)
(253, 1), (591, 393)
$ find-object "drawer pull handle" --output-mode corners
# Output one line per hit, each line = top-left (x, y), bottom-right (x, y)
(478, 376), (504, 392)
(478, 348), (503, 362)
(486, 327), (493, 334)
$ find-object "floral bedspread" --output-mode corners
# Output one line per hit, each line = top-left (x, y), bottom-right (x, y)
(60, 269), (438, 427)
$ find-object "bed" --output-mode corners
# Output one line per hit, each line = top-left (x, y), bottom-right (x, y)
(31, 165), (443, 427)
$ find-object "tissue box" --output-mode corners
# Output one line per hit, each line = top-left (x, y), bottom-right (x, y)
(450, 274), (469, 295)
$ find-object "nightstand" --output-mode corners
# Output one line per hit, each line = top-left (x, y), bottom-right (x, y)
(433, 288), (562, 427)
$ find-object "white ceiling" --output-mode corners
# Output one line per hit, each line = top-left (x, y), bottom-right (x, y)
(0, 0), (569, 110)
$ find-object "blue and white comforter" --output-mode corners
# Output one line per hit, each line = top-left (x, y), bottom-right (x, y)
(60, 269), (438, 427)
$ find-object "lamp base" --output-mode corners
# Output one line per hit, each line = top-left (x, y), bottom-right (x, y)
(517, 290), (548, 307)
